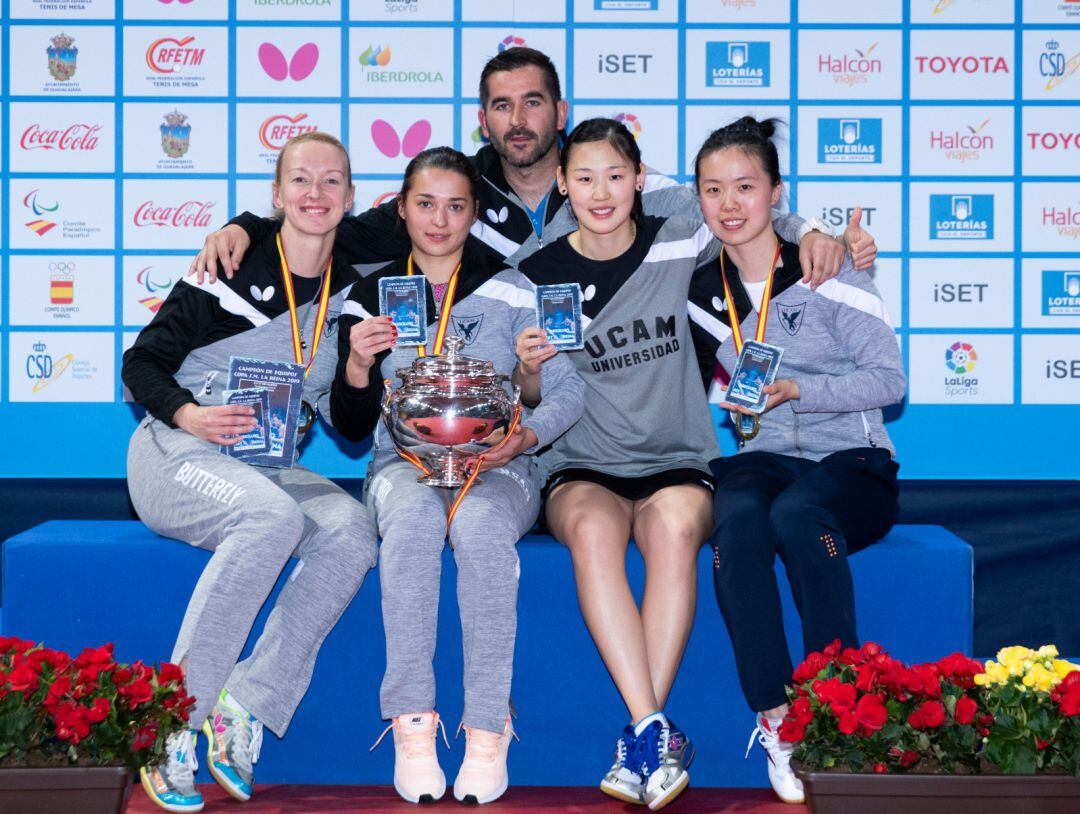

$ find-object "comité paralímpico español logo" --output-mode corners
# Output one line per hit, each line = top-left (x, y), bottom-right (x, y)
(24, 189), (60, 237)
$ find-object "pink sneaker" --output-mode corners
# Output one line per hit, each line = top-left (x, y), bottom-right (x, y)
(452, 717), (517, 804)
(371, 711), (449, 803)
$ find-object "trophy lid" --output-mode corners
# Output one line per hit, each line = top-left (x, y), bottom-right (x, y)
(409, 334), (495, 377)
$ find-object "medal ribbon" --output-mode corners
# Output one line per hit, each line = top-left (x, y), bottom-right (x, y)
(720, 239), (782, 354)
(276, 232), (333, 378)
(407, 253), (461, 357)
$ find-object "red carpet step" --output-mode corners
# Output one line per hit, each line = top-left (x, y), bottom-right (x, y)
(127, 785), (802, 814)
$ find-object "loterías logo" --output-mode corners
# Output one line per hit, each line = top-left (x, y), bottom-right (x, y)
(259, 113), (318, 150)
(371, 119), (431, 158)
(20, 123), (102, 151)
(146, 36), (206, 74)
(133, 200), (215, 228)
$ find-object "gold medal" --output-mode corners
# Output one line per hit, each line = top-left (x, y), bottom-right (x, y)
(298, 400), (315, 435)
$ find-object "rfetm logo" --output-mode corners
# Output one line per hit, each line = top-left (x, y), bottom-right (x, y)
(47, 32), (78, 81)
(19, 123), (102, 152)
(499, 35), (526, 52)
(1039, 39), (1080, 91)
(26, 341), (74, 393)
(161, 110), (191, 158)
(945, 341), (977, 374)
(358, 45), (391, 67)
(50, 262), (75, 305)
(1042, 270), (1080, 316)
(258, 42), (319, 81)
(259, 113), (317, 150)
(705, 41), (770, 87)
(137, 266), (175, 313)
(371, 119), (431, 159)
(146, 36), (206, 74)
(930, 117), (992, 164)
(23, 189), (60, 236)
(819, 43), (882, 87)
(929, 194), (994, 240)
(614, 112), (642, 138)
(817, 118), (881, 164)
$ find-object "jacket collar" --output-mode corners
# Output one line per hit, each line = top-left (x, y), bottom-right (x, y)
(718, 237), (803, 328)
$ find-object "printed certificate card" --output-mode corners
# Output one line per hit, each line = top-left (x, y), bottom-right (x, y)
(536, 283), (584, 350)
(226, 357), (305, 468)
(724, 340), (783, 413)
(379, 275), (428, 346)
(220, 387), (270, 456)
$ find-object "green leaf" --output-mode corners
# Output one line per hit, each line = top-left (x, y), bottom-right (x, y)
(1003, 744), (1037, 775)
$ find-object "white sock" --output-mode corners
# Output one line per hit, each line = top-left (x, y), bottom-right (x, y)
(634, 712), (668, 737)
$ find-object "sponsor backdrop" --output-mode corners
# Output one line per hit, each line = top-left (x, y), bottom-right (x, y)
(0, 0), (1077, 478)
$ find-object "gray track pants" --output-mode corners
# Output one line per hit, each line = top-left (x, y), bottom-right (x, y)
(127, 417), (378, 736)
(365, 459), (539, 733)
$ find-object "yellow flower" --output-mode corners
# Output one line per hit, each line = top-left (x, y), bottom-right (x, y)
(1037, 644), (1059, 660)
(978, 661), (1009, 686)
(1023, 663), (1057, 693)
(1054, 659), (1079, 680)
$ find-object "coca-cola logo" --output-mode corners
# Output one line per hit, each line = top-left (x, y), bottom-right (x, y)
(258, 113), (318, 150)
(146, 36), (206, 74)
(20, 123), (102, 151)
(133, 200), (215, 228)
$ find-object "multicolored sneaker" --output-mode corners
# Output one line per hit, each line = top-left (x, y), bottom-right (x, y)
(201, 690), (263, 802)
(371, 711), (450, 803)
(139, 729), (204, 813)
(600, 725), (646, 805)
(453, 716), (518, 804)
(746, 715), (804, 804)
(639, 717), (694, 811)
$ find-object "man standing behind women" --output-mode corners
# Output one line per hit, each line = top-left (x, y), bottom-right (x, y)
(329, 147), (584, 805)
(122, 133), (379, 813)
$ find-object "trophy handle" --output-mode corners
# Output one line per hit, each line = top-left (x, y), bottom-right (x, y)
(381, 379), (433, 477)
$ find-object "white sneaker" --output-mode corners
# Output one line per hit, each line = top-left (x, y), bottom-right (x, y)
(746, 715), (804, 804)
(453, 716), (517, 804)
(372, 711), (450, 803)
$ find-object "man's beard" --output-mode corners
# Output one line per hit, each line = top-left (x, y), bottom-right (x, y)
(496, 125), (559, 169)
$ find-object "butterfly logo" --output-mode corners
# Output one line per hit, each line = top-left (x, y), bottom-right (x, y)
(370, 119), (431, 159)
(258, 42), (320, 82)
(583, 284), (596, 302)
(250, 285), (275, 302)
(158, 0), (195, 4)
(486, 206), (508, 224)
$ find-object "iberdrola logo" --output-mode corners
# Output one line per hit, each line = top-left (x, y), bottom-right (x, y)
(358, 45), (391, 68)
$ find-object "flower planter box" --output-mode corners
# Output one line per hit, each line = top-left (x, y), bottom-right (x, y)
(0, 766), (132, 814)
(800, 770), (1080, 814)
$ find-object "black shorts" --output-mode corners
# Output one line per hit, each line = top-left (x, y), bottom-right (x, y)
(542, 467), (717, 503)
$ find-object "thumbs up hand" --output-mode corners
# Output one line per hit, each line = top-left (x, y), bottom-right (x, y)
(843, 206), (878, 271)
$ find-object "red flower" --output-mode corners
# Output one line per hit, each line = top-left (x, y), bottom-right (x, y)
(7, 660), (39, 693)
(74, 643), (115, 669)
(900, 750), (920, 768)
(1037, 739), (1050, 751)
(1052, 671), (1080, 717)
(119, 679), (154, 707)
(779, 718), (806, 743)
(791, 697), (814, 725)
(909, 665), (943, 699)
(908, 700), (946, 730)
(954, 695), (978, 725)
(860, 642), (883, 660)
(793, 652), (829, 684)
(935, 652), (984, 689)
(854, 694), (888, 733)
(132, 722), (159, 751)
(812, 677), (857, 712)
(0, 636), (33, 655)
(157, 663), (184, 684)
(839, 647), (863, 666)
(874, 762), (887, 773)
(823, 639), (842, 660)
(87, 697), (111, 724)
(837, 711), (858, 735)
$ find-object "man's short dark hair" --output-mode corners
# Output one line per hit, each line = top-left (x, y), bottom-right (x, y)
(479, 47), (562, 108)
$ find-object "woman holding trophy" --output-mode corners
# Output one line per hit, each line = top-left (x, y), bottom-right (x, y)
(687, 117), (906, 805)
(122, 132), (378, 813)
(331, 146), (585, 805)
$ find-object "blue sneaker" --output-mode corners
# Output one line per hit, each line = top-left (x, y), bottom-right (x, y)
(202, 690), (263, 802)
(139, 729), (204, 813)
(600, 725), (646, 804)
(639, 717), (694, 811)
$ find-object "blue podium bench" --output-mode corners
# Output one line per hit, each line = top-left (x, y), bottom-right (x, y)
(2, 520), (972, 788)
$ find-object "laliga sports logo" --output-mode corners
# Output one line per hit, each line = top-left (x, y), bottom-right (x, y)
(614, 113), (642, 139)
(499, 35), (526, 53)
(146, 36), (206, 74)
(137, 266), (175, 313)
(259, 42), (319, 81)
(945, 341), (977, 374)
(133, 200), (215, 228)
(20, 123), (102, 152)
(819, 43), (881, 86)
(26, 341), (74, 394)
(259, 113), (317, 150)
(23, 189), (60, 236)
(371, 119), (431, 158)
(1039, 40), (1080, 92)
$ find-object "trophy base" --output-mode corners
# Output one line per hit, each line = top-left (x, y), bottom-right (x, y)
(415, 452), (482, 489)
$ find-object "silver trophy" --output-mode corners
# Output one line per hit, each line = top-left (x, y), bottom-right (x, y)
(382, 335), (521, 488)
